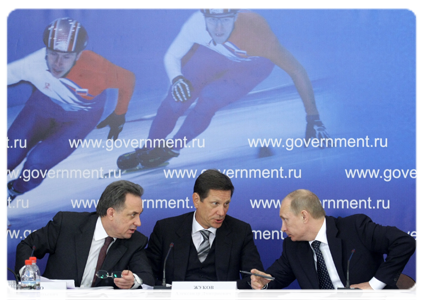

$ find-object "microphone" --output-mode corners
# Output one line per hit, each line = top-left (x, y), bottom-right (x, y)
(154, 242), (174, 289)
(336, 249), (363, 299)
(30, 245), (36, 257)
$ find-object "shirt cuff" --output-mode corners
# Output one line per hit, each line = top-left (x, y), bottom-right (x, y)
(369, 277), (386, 290)
(132, 274), (142, 289)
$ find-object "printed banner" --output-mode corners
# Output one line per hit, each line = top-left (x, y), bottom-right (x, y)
(6, 9), (416, 288)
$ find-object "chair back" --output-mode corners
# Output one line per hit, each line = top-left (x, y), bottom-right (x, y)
(396, 274), (415, 289)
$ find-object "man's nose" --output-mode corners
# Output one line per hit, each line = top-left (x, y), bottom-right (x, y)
(134, 215), (141, 227)
(215, 20), (223, 29)
(217, 206), (225, 216)
(54, 56), (63, 65)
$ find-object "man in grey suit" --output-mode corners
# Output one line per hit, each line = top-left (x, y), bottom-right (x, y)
(250, 189), (415, 290)
(15, 180), (154, 288)
(146, 169), (263, 289)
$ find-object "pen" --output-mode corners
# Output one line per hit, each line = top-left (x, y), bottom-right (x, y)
(239, 270), (275, 281)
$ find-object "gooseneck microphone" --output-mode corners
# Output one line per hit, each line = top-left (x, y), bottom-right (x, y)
(336, 249), (363, 299)
(30, 245), (36, 257)
(154, 242), (174, 289)
(163, 243), (174, 286)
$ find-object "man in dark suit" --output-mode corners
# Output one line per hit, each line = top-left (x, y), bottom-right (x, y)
(15, 180), (155, 288)
(146, 169), (263, 289)
(250, 189), (416, 290)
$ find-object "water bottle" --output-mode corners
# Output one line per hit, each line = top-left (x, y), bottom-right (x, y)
(29, 257), (41, 290)
(20, 260), (36, 290)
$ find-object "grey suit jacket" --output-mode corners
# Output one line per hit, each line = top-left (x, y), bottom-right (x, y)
(146, 212), (263, 289)
(15, 211), (155, 287)
(266, 214), (415, 289)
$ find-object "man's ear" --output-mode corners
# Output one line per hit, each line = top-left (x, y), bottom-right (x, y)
(193, 193), (201, 208)
(106, 207), (115, 220)
(301, 210), (309, 223)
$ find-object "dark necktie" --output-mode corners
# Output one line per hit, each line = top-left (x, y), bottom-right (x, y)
(311, 240), (334, 289)
(197, 230), (210, 263)
(92, 236), (114, 286)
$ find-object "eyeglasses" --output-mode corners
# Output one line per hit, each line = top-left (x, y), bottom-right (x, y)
(95, 270), (122, 279)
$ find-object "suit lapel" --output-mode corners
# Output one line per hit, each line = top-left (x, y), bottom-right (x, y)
(214, 220), (232, 281)
(75, 213), (97, 286)
(101, 240), (127, 272)
(326, 216), (347, 285)
(296, 241), (320, 288)
(173, 213), (193, 280)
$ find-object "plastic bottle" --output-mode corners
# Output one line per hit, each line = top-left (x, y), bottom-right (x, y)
(29, 257), (41, 290)
(20, 260), (36, 290)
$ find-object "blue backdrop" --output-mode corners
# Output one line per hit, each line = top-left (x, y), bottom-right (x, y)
(7, 9), (416, 288)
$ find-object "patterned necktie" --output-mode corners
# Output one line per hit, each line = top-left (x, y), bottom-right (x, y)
(311, 240), (334, 289)
(197, 230), (211, 263)
(92, 236), (114, 286)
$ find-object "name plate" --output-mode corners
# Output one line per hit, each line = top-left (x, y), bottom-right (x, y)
(40, 281), (68, 300)
(5, 293), (30, 300)
(170, 281), (238, 300)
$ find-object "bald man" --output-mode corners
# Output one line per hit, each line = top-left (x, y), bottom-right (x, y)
(250, 189), (415, 290)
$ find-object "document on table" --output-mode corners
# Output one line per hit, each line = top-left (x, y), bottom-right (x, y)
(278, 293), (336, 299)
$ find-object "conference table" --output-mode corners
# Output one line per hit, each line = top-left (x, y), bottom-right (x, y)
(72, 290), (420, 300)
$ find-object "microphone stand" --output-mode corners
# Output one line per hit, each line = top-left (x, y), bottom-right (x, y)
(336, 249), (363, 299)
(154, 243), (174, 289)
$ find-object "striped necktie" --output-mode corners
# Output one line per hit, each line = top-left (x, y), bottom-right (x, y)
(197, 230), (211, 263)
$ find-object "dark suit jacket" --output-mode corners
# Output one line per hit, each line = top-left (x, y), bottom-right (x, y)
(15, 211), (155, 287)
(266, 214), (416, 289)
(146, 212), (263, 289)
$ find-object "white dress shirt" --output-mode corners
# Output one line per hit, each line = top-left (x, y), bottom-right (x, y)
(80, 217), (142, 289)
(310, 218), (386, 290)
(191, 211), (217, 250)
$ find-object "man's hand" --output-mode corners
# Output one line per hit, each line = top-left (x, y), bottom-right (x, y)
(114, 270), (135, 289)
(172, 75), (193, 102)
(250, 269), (271, 290)
(305, 114), (330, 148)
(350, 282), (372, 290)
(97, 112), (126, 140)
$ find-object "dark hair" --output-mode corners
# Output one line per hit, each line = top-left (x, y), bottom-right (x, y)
(193, 169), (234, 201)
(96, 180), (143, 217)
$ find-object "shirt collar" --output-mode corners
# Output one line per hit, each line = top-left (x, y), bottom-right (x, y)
(192, 211), (217, 235)
(309, 217), (328, 246)
(94, 216), (112, 241)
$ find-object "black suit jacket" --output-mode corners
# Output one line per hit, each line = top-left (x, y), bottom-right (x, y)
(266, 214), (415, 289)
(146, 212), (263, 289)
(15, 211), (155, 287)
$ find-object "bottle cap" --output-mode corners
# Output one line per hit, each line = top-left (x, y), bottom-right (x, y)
(25, 260), (32, 265)
(29, 257), (37, 263)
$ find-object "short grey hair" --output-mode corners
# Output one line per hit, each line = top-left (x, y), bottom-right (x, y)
(286, 189), (325, 219)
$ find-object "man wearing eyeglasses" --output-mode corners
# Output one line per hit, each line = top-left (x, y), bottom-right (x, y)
(15, 180), (155, 289)
(117, 9), (330, 170)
